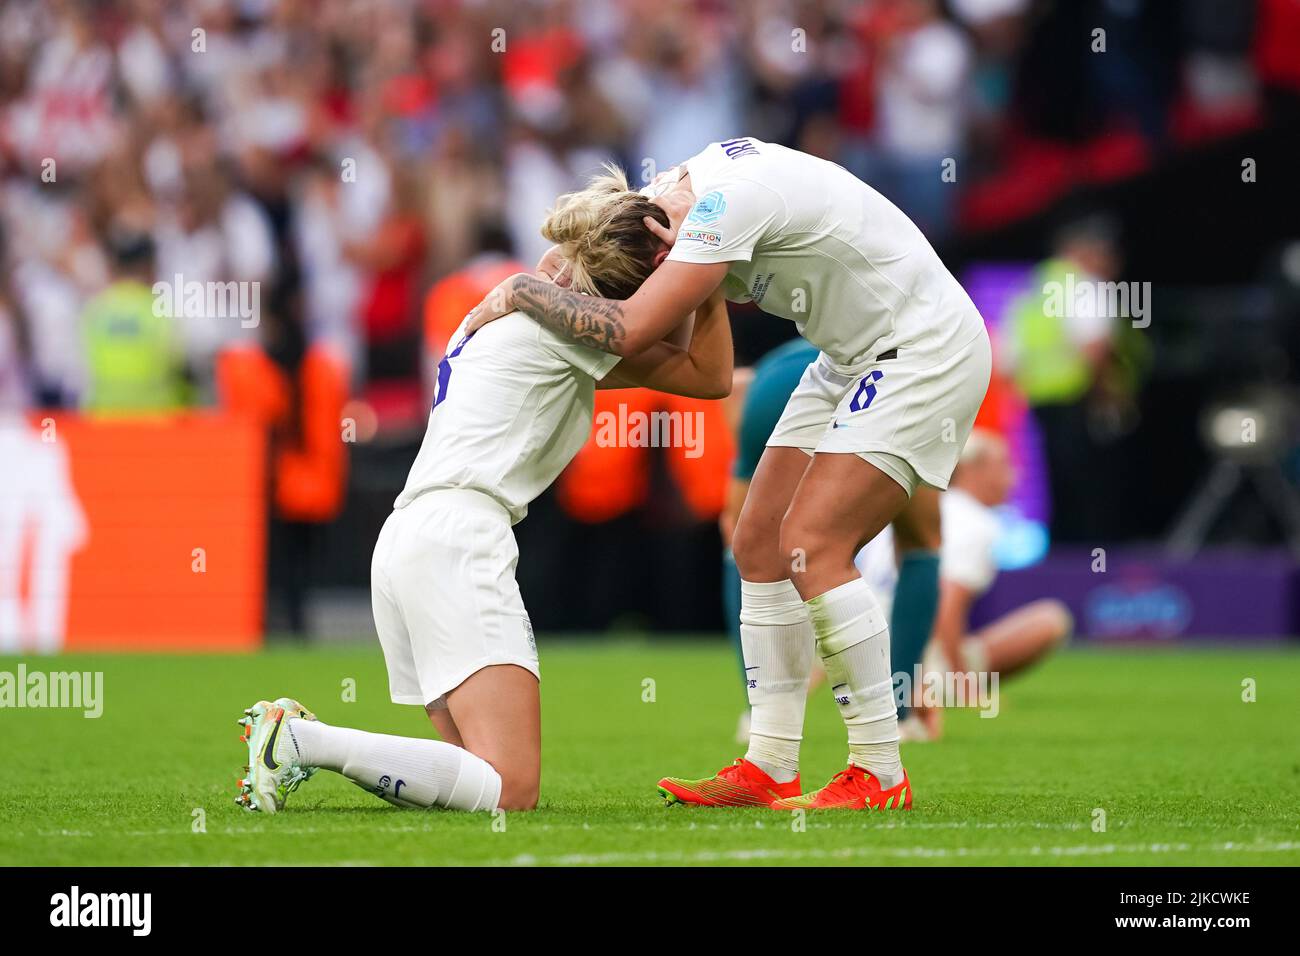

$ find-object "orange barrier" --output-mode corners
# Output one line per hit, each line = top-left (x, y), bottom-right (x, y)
(660, 394), (734, 521)
(557, 390), (734, 525)
(557, 389), (656, 523)
(216, 343), (351, 525)
(424, 258), (528, 360)
(274, 347), (351, 523)
(1, 414), (266, 653)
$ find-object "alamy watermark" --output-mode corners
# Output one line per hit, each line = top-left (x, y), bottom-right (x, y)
(152, 273), (260, 328)
(892, 665), (1000, 717)
(1043, 273), (1151, 329)
(0, 665), (103, 718)
(50, 886), (150, 936)
(594, 404), (705, 458)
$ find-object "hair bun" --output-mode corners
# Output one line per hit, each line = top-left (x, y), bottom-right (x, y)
(541, 199), (598, 245)
(541, 163), (631, 244)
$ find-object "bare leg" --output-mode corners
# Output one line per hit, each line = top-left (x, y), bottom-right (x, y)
(443, 664), (542, 810)
(781, 453), (913, 787)
(727, 446), (831, 695)
(728, 446), (817, 781)
(971, 599), (1072, 679)
(782, 453), (909, 601)
(731, 446), (814, 582)
(784, 456), (913, 697)
(426, 706), (465, 749)
(892, 486), (941, 553)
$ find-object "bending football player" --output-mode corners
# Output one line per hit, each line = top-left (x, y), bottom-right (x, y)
(467, 138), (992, 810)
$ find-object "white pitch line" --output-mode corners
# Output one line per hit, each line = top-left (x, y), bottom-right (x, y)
(478, 840), (1300, 867)
(28, 819), (1300, 841)
(34, 823), (464, 838)
(160, 859), (386, 868)
(14, 841), (1297, 868)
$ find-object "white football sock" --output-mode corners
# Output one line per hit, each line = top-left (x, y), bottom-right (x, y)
(281, 719), (502, 812)
(807, 577), (903, 788)
(740, 578), (814, 783)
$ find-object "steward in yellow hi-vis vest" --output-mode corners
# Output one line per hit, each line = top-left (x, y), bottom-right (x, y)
(1006, 258), (1095, 407)
(81, 234), (188, 415)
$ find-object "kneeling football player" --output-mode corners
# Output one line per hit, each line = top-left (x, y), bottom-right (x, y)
(236, 169), (733, 813)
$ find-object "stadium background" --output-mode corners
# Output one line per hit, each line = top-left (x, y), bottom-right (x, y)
(1, 0), (1299, 653)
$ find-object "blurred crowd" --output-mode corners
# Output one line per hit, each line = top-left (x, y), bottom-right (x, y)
(0, 0), (1295, 638)
(2, 0), (1296, 422)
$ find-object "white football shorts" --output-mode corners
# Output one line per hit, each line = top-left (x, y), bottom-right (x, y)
(767, 321), (992, 494)
(371, 488), (538, 708)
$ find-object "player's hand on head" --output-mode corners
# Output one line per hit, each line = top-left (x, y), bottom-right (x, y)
(466, 272), (527, 333)
(644, 186), (697, 247)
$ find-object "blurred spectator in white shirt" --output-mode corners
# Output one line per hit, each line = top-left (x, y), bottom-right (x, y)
(153, 164), (276, 399)
(871, 0), (972, 238)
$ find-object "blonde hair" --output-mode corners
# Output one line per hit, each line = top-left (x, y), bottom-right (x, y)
(541, 164), (669, 300)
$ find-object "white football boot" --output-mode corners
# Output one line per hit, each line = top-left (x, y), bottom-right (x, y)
(236, 698), (319, 814)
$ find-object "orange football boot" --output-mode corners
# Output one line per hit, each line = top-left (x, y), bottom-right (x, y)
(658, 758), (801, 808)
(770, 765), (912, 811)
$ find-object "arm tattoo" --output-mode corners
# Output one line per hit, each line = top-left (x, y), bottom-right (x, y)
(511, 275), (628, 354)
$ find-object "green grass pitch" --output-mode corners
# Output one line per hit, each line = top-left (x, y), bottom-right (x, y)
(2, 640), (1298, 866)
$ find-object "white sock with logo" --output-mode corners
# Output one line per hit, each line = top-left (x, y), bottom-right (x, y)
(741, 579), (815, 784)
(807, 577), (903, 788)
(281, 719), (502, 812)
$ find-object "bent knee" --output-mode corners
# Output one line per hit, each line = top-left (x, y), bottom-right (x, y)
(892, 490), (941, 552)
(496, 772), (539, 811)
(778, 513), (856, 569)
(778, 518), (862, 601)
(732, 517), (786, 581)
(1032, 599), (1074, 645)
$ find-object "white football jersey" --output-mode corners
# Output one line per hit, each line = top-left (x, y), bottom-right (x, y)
(670, 137), (981, 368)
(395, 313), (620, 524)
(855, 488), (1003, 619)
